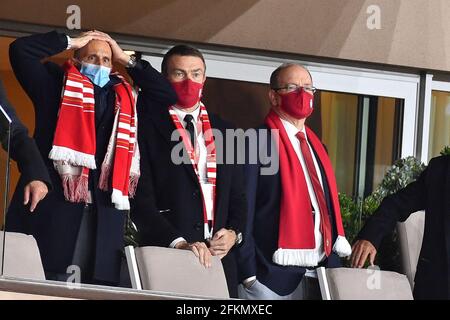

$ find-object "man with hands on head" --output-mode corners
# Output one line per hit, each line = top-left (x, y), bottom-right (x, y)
(7, 29), (176, 285)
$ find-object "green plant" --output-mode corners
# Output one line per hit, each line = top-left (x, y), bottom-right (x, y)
(369, 156), (426, 204)
(339, 156), (426, 269)
(440, 145), (450, 156)
(338, 193), (360, 245)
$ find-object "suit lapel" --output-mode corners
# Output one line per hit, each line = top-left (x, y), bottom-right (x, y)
(150, 109), (199, 184)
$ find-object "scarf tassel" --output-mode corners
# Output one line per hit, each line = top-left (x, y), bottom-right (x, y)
(112, 189), (130, 210)
(98, 163), (112, 191)
(273, 248), (321, 267)
(272, 236), (352, 267)
(60, 174), (89, 203)
(332, 235), (352, 257)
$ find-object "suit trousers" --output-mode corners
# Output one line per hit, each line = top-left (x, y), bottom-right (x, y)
(45, 205), (96, 283)
(238, 274), (322, 300)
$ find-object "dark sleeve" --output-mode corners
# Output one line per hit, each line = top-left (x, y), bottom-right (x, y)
(226, 161), (247, 234)
(0, 81), (52, 189)
(356, 165), (428, 249)
(131, 126), (183, 247)
(9, 31), (67, 105)
(127, 59), (177, 110)
(235, 160), (259, 282)
(235, 131), (267, 282)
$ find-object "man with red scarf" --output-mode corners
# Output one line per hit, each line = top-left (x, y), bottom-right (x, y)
(236, 63), (351, 299)
(132, 45), (247, 297)
(7, 30), (177, 285)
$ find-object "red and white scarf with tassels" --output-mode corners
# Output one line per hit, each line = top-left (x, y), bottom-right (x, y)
(168, 103), (217, 239)
(49, 61), (140, 210)
(265, 110), (351, 267)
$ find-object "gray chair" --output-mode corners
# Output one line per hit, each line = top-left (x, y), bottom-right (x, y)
(317, 267), (413, 300)
(0, 231), (45, 280)
(397, 210), (425, 289)
(125, 246), (229, 298)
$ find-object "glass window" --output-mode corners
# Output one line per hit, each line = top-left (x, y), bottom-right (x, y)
(428, 90), (450, 160)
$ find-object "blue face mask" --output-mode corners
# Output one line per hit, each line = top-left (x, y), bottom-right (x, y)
(80, 62), (111, 88)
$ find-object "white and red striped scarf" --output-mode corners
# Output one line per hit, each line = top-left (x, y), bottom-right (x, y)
(169, 103), (217, 239)
(49, 61), (140, 210)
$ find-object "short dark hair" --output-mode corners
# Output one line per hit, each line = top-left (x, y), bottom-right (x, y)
(161, 44), (206, 76)
(270, 63), (312, 89)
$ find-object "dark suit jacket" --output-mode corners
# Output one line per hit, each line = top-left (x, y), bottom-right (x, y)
(6, 31), (177, 284)
(0, 80), (51, 188)
(236, 124), (341, 296)
(357, 155), (450, 299)
(131, 107), (247, 297)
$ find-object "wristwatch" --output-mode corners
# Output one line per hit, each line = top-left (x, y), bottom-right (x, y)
(126, 54), (137, 68)
(227, 227), (243, 246)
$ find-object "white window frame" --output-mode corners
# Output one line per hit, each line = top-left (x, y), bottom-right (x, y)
(142, 50), (420, 160)
(421, 76), (450, 162)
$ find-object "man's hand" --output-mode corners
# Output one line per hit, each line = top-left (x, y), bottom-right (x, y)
(208, 228), (236, 259)
(175, 240), (212, 268)
(91, 31), (131, 66)
(24, 180), (48, 213)
(350, 240), (377, 268)
(70, 31), (108, 50)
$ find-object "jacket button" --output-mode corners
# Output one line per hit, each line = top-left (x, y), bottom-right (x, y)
(193, 189), (200, 197)
(194, 222), (202, 231)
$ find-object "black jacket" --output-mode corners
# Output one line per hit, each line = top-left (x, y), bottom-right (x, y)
(6, 31), (177, 284)
(0, 79), (51, 188)
(357, 155), (450, 299)
(131, 107), (247, 297)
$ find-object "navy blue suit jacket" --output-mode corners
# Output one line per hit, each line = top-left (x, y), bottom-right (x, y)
(236, 124), (341, 296)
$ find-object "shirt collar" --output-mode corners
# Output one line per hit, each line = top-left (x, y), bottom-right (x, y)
(172, 104), (201, 123)
(279, 117), (307, 140)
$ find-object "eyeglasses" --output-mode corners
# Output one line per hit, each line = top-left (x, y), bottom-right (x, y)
(272, 84), (317, 94)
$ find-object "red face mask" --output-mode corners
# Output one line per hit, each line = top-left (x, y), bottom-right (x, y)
(171, 79), (204, 109)
(278, 87), (314, 119)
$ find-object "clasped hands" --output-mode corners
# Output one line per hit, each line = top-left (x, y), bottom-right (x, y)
(175, 228), (237, 268)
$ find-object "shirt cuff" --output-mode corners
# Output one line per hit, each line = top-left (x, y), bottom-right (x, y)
(66, 35), (72, 50)
(169, 237), (187, 248)
(243, 276), (256, 285)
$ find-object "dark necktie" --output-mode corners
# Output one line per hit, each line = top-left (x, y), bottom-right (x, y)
(184, 114), (195, 149)
(296, 131), (332, 256)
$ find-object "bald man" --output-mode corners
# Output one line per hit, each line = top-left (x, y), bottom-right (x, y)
(7, 30), (177, 285)
(236, 63), (351, 299)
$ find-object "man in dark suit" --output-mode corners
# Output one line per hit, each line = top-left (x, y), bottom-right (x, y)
(132, 45), (247, 297)
(351, 155), (450, 300)
(236, 63), (352, 299)
(0, 79), (50, 211)
(6, 30), (177, 285)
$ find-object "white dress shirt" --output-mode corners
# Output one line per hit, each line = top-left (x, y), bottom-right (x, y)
(280, 118), (326, 269)
(169, 105), (214, 247)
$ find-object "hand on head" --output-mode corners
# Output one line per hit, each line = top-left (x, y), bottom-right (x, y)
(71, 30), (130, 67)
